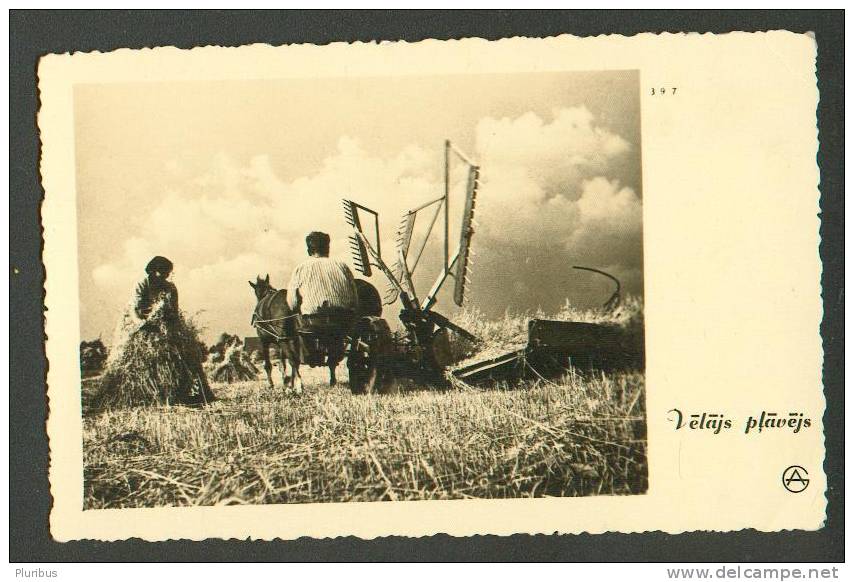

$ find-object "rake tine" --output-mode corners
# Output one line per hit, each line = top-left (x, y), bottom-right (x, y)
(395, 211), (416, 258)
(453, 164), (479, 306)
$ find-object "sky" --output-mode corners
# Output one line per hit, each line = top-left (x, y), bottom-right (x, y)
(74, 70), (643, 344)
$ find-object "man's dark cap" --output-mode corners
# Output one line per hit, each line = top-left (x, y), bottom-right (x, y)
(145, 256), (174, 275)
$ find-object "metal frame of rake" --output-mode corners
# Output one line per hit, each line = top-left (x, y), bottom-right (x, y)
(342, 139), (480, 346)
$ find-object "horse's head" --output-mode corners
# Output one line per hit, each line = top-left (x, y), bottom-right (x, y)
(248, 274), (274, 302)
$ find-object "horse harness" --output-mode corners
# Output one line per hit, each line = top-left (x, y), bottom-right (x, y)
(252, 289), (300, 342)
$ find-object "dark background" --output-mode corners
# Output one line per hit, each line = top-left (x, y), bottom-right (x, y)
(10, 10), (844, 562)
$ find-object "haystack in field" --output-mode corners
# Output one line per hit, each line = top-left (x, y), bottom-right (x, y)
(207, 333), (237, 363)
(207, 333), (259, 383)
(94, 296), (215, 408)
(79, 339), (108, 377)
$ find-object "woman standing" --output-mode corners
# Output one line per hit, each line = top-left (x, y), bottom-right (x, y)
(94, 256), (215, 408)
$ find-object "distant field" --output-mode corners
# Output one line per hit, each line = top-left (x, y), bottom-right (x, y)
(82, 301), (647, 508)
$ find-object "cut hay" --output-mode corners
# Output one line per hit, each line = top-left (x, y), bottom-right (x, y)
(83, 370), (647, 507)
(83, 298), (647, 507)
(93, 299), (215, 409)
(206, 333), (259, 383)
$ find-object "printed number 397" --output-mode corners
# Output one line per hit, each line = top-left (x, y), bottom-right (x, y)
(651, 87), (678, 95)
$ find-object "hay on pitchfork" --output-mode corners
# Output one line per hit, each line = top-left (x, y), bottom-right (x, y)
(94, 298), (215, 409)
(206, 333), (259, 383)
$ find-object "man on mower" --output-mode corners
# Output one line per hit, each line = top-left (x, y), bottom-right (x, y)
(287, 231), (359, 370)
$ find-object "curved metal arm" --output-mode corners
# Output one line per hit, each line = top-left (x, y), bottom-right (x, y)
(573, 266), (621, 311)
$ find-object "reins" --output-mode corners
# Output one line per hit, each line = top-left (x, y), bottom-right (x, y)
(253, 314), (300, 324)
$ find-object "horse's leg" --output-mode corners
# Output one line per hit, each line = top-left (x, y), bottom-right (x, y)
(327, 337), (343, 386)
(289, 339), (303, 395)
(276, 341), (290, 395)
(261, 338), (274, 389)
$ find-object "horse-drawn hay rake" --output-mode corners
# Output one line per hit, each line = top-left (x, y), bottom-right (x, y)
(341, 140), (643, 393)
(342, 140), (480, 391)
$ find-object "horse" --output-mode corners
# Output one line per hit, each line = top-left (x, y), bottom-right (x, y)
(249, 274), (302, 394)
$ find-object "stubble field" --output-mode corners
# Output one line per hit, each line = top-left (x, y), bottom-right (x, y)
(82, 302), (647, 508)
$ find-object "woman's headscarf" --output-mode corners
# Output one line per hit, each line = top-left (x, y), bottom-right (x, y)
(145, 256), (173, 276)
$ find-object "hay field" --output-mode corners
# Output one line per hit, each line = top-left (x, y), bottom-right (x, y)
(82, 302), (647, 508)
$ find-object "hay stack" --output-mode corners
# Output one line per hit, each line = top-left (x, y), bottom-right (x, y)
(79, 339), (108, 377)
(207, 333), (259, 383)
(94, 298), (215, 408)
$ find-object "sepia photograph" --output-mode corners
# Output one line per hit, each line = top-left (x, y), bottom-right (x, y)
(36, 29), (828, 543)
(74, 69), (646, 508)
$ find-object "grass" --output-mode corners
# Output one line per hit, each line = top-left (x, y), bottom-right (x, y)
(82, 300), (646, 508)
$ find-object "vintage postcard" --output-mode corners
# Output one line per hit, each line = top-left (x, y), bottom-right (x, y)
(40, 32), (824, 541)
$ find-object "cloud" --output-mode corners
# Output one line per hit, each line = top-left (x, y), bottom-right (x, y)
(466, 108), (642, 313)
(88, 107), (642, 342)
(475, 107), (631, 196)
